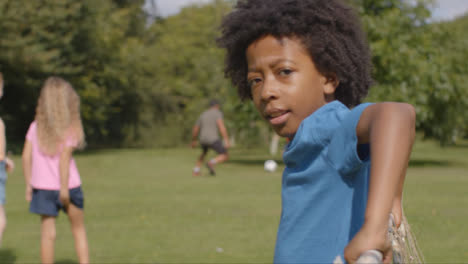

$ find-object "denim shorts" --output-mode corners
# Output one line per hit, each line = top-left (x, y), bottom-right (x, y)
(0, 161), (7, 205)
(29, 186), (84, 216)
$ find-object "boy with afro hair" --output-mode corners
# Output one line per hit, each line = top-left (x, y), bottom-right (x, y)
(218, 0), (416, 263)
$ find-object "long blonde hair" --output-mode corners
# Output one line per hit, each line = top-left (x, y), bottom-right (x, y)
(35, 77), (85, 155)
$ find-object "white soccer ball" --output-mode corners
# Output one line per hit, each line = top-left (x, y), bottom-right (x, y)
(264, 160), (278, 172)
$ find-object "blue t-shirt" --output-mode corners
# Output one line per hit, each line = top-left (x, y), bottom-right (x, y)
(274, 101), (373, 263)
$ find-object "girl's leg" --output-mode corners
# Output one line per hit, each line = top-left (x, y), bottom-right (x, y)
(40, 215), (56, 264)
(67, 204), (89, 264)
(0, 205), (6, 246)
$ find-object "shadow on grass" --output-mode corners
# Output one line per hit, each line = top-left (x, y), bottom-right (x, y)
(451, 143), (468, 149)
(229, 158), (284, 166)
(0, 248), (17, 263)
(409, 159), (455, 167)
(75, 148), (122, 156)
(56, 259), (78, 264)
(231, 158), (457, 168)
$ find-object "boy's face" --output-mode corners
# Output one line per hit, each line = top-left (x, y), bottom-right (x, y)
(246, 35), (336, 138)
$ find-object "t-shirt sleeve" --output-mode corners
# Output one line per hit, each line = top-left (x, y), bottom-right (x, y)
(25, 122), (36, 142)
(326, 103), (373, 176)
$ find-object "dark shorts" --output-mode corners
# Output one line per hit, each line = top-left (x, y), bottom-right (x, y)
(201, 140), (227, 154)
(29, 186), (84, 216)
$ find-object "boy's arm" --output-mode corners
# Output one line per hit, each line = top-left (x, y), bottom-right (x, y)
(0, 119), (5, 160)
(22, 140), (33, 201)
(191, 125), (200, 148)
(216, 118), (230, 148)
(344, 102), (416, 264)
(59, 146), (74, 210)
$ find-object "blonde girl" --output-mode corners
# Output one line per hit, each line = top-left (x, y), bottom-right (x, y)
(0, 72), (15, 246)
(22, 77), (89, 264)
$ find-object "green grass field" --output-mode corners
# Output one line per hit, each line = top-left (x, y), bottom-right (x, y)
(1, 139), (467, 263)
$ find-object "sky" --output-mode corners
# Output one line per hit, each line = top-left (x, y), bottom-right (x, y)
(430, 0), (468, 21)
(152, 0), (468, 21)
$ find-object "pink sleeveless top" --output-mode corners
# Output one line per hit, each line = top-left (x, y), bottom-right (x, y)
(26, 121), (81, 190)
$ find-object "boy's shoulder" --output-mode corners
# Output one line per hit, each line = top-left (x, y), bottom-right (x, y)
(296, 101), (372, 147)
(301, 101), (349, 130)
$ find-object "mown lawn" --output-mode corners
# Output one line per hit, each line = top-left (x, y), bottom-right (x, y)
(1, 139), (466, 263)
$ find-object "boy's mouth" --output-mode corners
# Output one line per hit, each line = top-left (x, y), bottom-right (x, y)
(266, 110), (290, 126)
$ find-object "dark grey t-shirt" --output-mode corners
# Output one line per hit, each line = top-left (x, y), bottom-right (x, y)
(196, 108), (223, 145)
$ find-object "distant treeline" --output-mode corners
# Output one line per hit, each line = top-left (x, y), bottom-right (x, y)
(0, 0), (466, 150)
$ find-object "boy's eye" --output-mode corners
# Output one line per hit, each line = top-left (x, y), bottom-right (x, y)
(279, 69), (293, 76)
(248, 78), (262, 89)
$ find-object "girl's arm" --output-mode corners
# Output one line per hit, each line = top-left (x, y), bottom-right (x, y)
(59, 146), (74, 210)
(344, 102), (416, 264)
(0, 119), (14, 172)
(22, 140), (33, 201)
(5, 157), (14, 173)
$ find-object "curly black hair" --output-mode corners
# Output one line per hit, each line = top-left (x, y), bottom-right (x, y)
(217, 0), (372, 107)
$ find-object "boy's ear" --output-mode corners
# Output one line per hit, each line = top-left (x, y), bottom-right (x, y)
(322, 72), (339, 95)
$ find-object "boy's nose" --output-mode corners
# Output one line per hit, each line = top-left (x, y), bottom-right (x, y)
(261, 77), (279, 101)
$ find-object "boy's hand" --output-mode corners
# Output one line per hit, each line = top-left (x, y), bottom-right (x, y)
(59, 188), (70, 211)
(224, 139), (231, 149)
(391, 199), (402, 228)
(5, 157), (14, 173)
(25, 185), (32, 202)
(344, 224), (392, 264)
(191, 140), (197, 148)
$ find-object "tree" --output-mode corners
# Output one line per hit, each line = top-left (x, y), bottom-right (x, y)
(354, 0), (467, 144)
(0, 0), (84, 146)
(0, 0), (172, 148)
